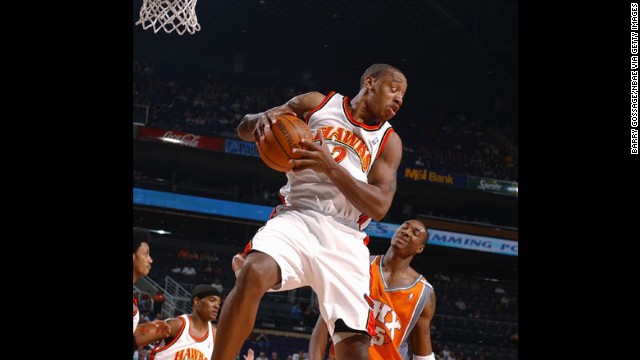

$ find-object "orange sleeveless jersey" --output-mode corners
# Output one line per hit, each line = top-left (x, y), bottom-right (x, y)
(368, 255), (433, 360)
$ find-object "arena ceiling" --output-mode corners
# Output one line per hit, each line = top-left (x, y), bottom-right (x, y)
(133, 0), (518, 96)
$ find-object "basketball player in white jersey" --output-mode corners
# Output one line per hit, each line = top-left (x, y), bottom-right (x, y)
(133, 227), (171, 352)
(309, 219), (437, 360)
(150, 285), (222, 360)
(213, 64), (407, 360)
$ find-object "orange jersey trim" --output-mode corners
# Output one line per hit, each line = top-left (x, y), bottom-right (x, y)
(341, 96), (384, 131)
(374, 128), (395, 160)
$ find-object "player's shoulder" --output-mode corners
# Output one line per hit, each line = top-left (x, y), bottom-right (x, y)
(415, 271), (434, 290)
(164, 314), (187, 327)
(381, 128), (402, 149)
(301, 91), (330, 103)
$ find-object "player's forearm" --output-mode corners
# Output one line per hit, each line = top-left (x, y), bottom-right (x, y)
(134, 332), (164, 347)
(327, 165), (393, 221)
(238, 103), (298, 142)
(238, 113), (262, 142)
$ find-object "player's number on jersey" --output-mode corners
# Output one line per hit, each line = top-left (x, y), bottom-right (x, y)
(330, 145), (347, 163)
(371, 326), (386, 346)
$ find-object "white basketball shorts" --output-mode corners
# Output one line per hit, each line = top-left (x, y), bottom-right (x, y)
(249, 208), (373, 336)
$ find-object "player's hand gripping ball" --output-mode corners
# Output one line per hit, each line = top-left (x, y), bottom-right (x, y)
(256, 114), (313, 172)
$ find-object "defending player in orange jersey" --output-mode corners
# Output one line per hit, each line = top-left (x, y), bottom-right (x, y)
(309, 219), (436, 360)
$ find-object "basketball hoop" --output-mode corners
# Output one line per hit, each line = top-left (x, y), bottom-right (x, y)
(136, 0), (201, 35)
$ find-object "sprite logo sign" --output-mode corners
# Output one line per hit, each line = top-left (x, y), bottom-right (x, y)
(468, 176), (518, 197)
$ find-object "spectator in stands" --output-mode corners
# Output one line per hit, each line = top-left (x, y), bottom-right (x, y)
(212, 262), (224, 279)
(210, 277), (224, 293)
(440, 345), (451, 359)
(182, 265), (197, 276)
(133, 227), (171, 351)
(255, 331), (270, 352)
(256, 351), (268, 360)
(454, 297), (467, 314)
(139, 293), (153, 312)
(509, 330), (518, 347)
(199, 250), (213, 263)
(215, 63), (407, 360)
(291, 302), (304, 326)
(309, 219), (436, 360)
(303, 303), (319, 327)
(177, 246), (192, 260)
(152, 290), (166, 317)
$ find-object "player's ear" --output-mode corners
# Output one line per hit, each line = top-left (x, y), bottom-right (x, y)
(364, 75), (376, 90)
(416, 244), (425, 254)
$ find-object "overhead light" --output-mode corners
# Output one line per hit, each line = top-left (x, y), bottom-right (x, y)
(149, 229), (172, 235)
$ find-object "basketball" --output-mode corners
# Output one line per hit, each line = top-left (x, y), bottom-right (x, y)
(256, 114), (313, 172)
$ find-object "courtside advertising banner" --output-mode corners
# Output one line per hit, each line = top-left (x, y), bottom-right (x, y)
(134, 188), (517, 257)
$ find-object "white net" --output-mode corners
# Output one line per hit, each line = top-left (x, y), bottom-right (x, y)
(136, 0), (201, 35)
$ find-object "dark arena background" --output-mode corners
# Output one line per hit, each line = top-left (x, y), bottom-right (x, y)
(133, 0), (518, 359)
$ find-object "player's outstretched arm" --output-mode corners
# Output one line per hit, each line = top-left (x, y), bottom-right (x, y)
(134, 319), (172, 347)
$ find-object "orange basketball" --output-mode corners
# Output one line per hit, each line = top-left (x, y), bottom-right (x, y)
(256, 114), (313, 172)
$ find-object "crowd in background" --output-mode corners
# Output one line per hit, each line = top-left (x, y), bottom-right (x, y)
(133, 60), (517, 182)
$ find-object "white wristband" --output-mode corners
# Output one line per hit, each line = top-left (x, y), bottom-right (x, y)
(413, 354), (435, 360)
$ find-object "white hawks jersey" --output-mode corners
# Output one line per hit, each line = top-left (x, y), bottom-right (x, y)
(279, 91), (396, 230)
(150, 314), (215, 360)
(133, 296), (139, 334)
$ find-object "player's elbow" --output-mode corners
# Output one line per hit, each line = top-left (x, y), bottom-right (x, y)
(369, 204), (390, 221)
(370, 213), (385, 221)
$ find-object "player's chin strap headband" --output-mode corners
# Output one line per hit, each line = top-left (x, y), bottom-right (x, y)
(192, 288), (221, 301)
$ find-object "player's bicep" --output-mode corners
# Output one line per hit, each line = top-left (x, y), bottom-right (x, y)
(368, 133), (402, 194)
(166, 318), (183, 338)
(285, 91), (326, 118)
